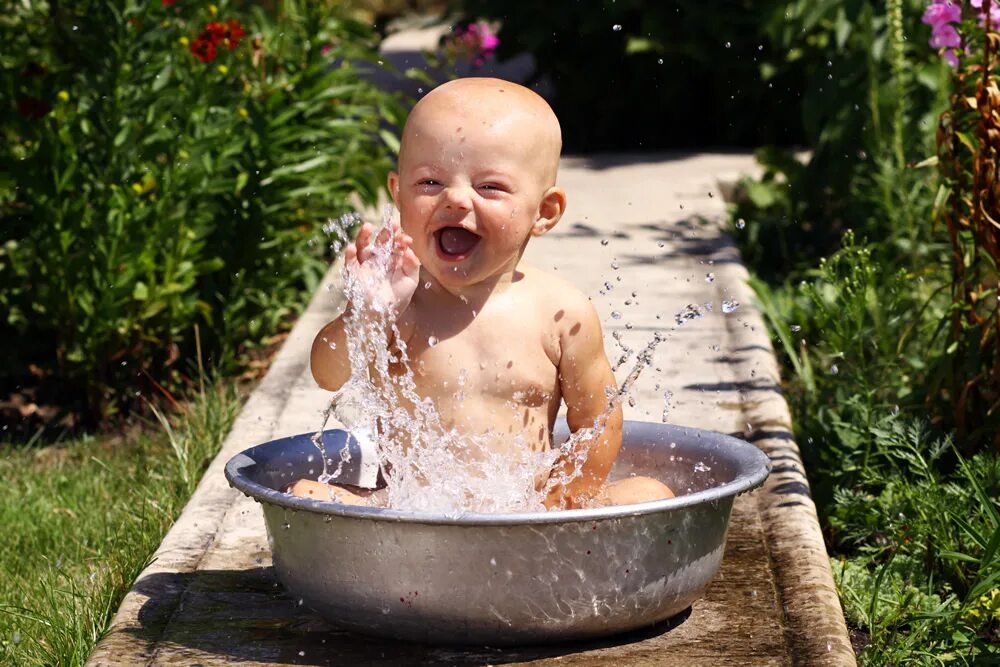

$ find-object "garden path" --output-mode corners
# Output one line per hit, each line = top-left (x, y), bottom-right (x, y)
(87, 152), (856, 666)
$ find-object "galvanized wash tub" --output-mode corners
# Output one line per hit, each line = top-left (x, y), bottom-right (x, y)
(224, 420), (770, 645)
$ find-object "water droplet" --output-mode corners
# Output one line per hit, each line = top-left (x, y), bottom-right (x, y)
(722, 299), (740, 314)
(424, 281), (432, 289)
(611, 311), (622, 320)
(601, 238), (609, 246)
(611, 260), (619, 270)
(657, 58), (664, 65)
(736, 217), (746, 230)
(612, 24), (623, 31)
(428, 336), (439, 347)
(627, 396), (636, 407)
(830, 364), (839, 375)
(705, 272), (715, 283)
(725, 41), (731, 48)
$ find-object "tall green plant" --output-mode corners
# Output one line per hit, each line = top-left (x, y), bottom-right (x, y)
(933, 4), (1000, 448)
(0, 0), (404, 424)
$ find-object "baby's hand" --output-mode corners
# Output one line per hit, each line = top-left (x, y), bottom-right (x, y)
(344, 221), (420, 319)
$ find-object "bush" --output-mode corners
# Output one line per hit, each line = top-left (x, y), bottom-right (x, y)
(0, 0), (404, 425)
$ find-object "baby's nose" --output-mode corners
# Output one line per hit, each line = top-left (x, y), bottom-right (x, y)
(443, 186), (472, 210)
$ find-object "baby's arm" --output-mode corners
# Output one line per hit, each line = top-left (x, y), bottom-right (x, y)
(546, 298), (623, 509)
(310, 221), (420, 391)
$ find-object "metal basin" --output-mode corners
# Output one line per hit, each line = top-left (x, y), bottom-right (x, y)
(225, 420), (770, 645)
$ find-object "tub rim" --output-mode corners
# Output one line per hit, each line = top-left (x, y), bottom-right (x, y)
(224, 421), (771, 527)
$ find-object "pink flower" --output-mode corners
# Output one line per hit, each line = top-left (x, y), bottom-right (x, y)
(922, 1), (962, 26)
(943, 50), (960, 67)
(930, 22), (962, 48)
(441, 20), (500, 68)
(479, 28), (500, 51)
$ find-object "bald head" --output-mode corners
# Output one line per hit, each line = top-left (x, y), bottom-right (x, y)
(400, 78), (563, 185)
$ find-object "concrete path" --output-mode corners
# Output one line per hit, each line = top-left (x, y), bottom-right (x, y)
(87, 153), (855, 665)
(89, 154), (854, 667)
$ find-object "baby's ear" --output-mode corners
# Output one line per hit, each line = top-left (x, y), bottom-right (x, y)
(387, 171), (400, 205)
(532, 186), (567, 237)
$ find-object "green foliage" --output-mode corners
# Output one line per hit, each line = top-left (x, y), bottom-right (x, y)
(730, 4), (1000, 659)
(729, 0), (949, 280)
(0, 378), (241, 665)
(0, 0), (404, 423)
(828, 418), (1000, 664)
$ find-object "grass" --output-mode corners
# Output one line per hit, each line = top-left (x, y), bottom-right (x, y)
(0, 380), (242, 666)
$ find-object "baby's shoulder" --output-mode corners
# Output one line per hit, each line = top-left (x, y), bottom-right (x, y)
(515, 264), (599, 334)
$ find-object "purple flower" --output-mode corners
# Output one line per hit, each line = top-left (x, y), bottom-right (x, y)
(922, 1), (962, 26)
(971, 0), (999, 27)
(930, 22), (962, 48)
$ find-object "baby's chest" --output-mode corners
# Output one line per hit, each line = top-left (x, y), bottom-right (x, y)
(403, 318), (560, 401)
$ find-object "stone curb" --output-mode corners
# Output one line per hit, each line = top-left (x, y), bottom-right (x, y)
(719, 244), (855, 665)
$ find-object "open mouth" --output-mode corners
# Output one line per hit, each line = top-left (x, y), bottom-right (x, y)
(435, 226), (481, 260)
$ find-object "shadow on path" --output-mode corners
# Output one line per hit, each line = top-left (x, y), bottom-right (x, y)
(128, 568), (690, 666)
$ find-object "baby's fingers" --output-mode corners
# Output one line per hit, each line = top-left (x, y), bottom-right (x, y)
(354, 223), (375, 261)
(400, 247), (420, 278)
(344, 242), (358, 264)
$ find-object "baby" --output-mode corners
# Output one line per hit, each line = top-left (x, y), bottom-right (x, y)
(292, 77), (672, 509)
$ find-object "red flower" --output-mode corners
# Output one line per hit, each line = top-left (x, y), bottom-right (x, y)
(189, 18), (245, 62)
(224, 19), (246, 47)
(190, 37), (217, 62)
(161, 0), (176, 5)
(199, 19), (244, 49)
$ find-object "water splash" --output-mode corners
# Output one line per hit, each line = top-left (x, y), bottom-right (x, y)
(311, 214), (665, 514)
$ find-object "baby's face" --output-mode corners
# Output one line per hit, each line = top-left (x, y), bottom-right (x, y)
(390, 86), (562, 290)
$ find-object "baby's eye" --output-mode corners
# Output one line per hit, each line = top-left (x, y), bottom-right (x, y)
(477, 183), (504, 192)
(418, 179), (441, 186)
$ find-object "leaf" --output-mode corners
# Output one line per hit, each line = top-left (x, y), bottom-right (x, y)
(113, 124), (129, 148)
(746, 181), (778, 209)
(625, 37), (659, 55)
(378, 129), (400, 155)
(152, 64), (172, 93)
(403, 67), (436, 86)
(132, 282), (149, 301)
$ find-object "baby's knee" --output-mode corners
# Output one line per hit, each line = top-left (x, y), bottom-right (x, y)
(286, 479), (370, 506)
(603, 476), (674, 506)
